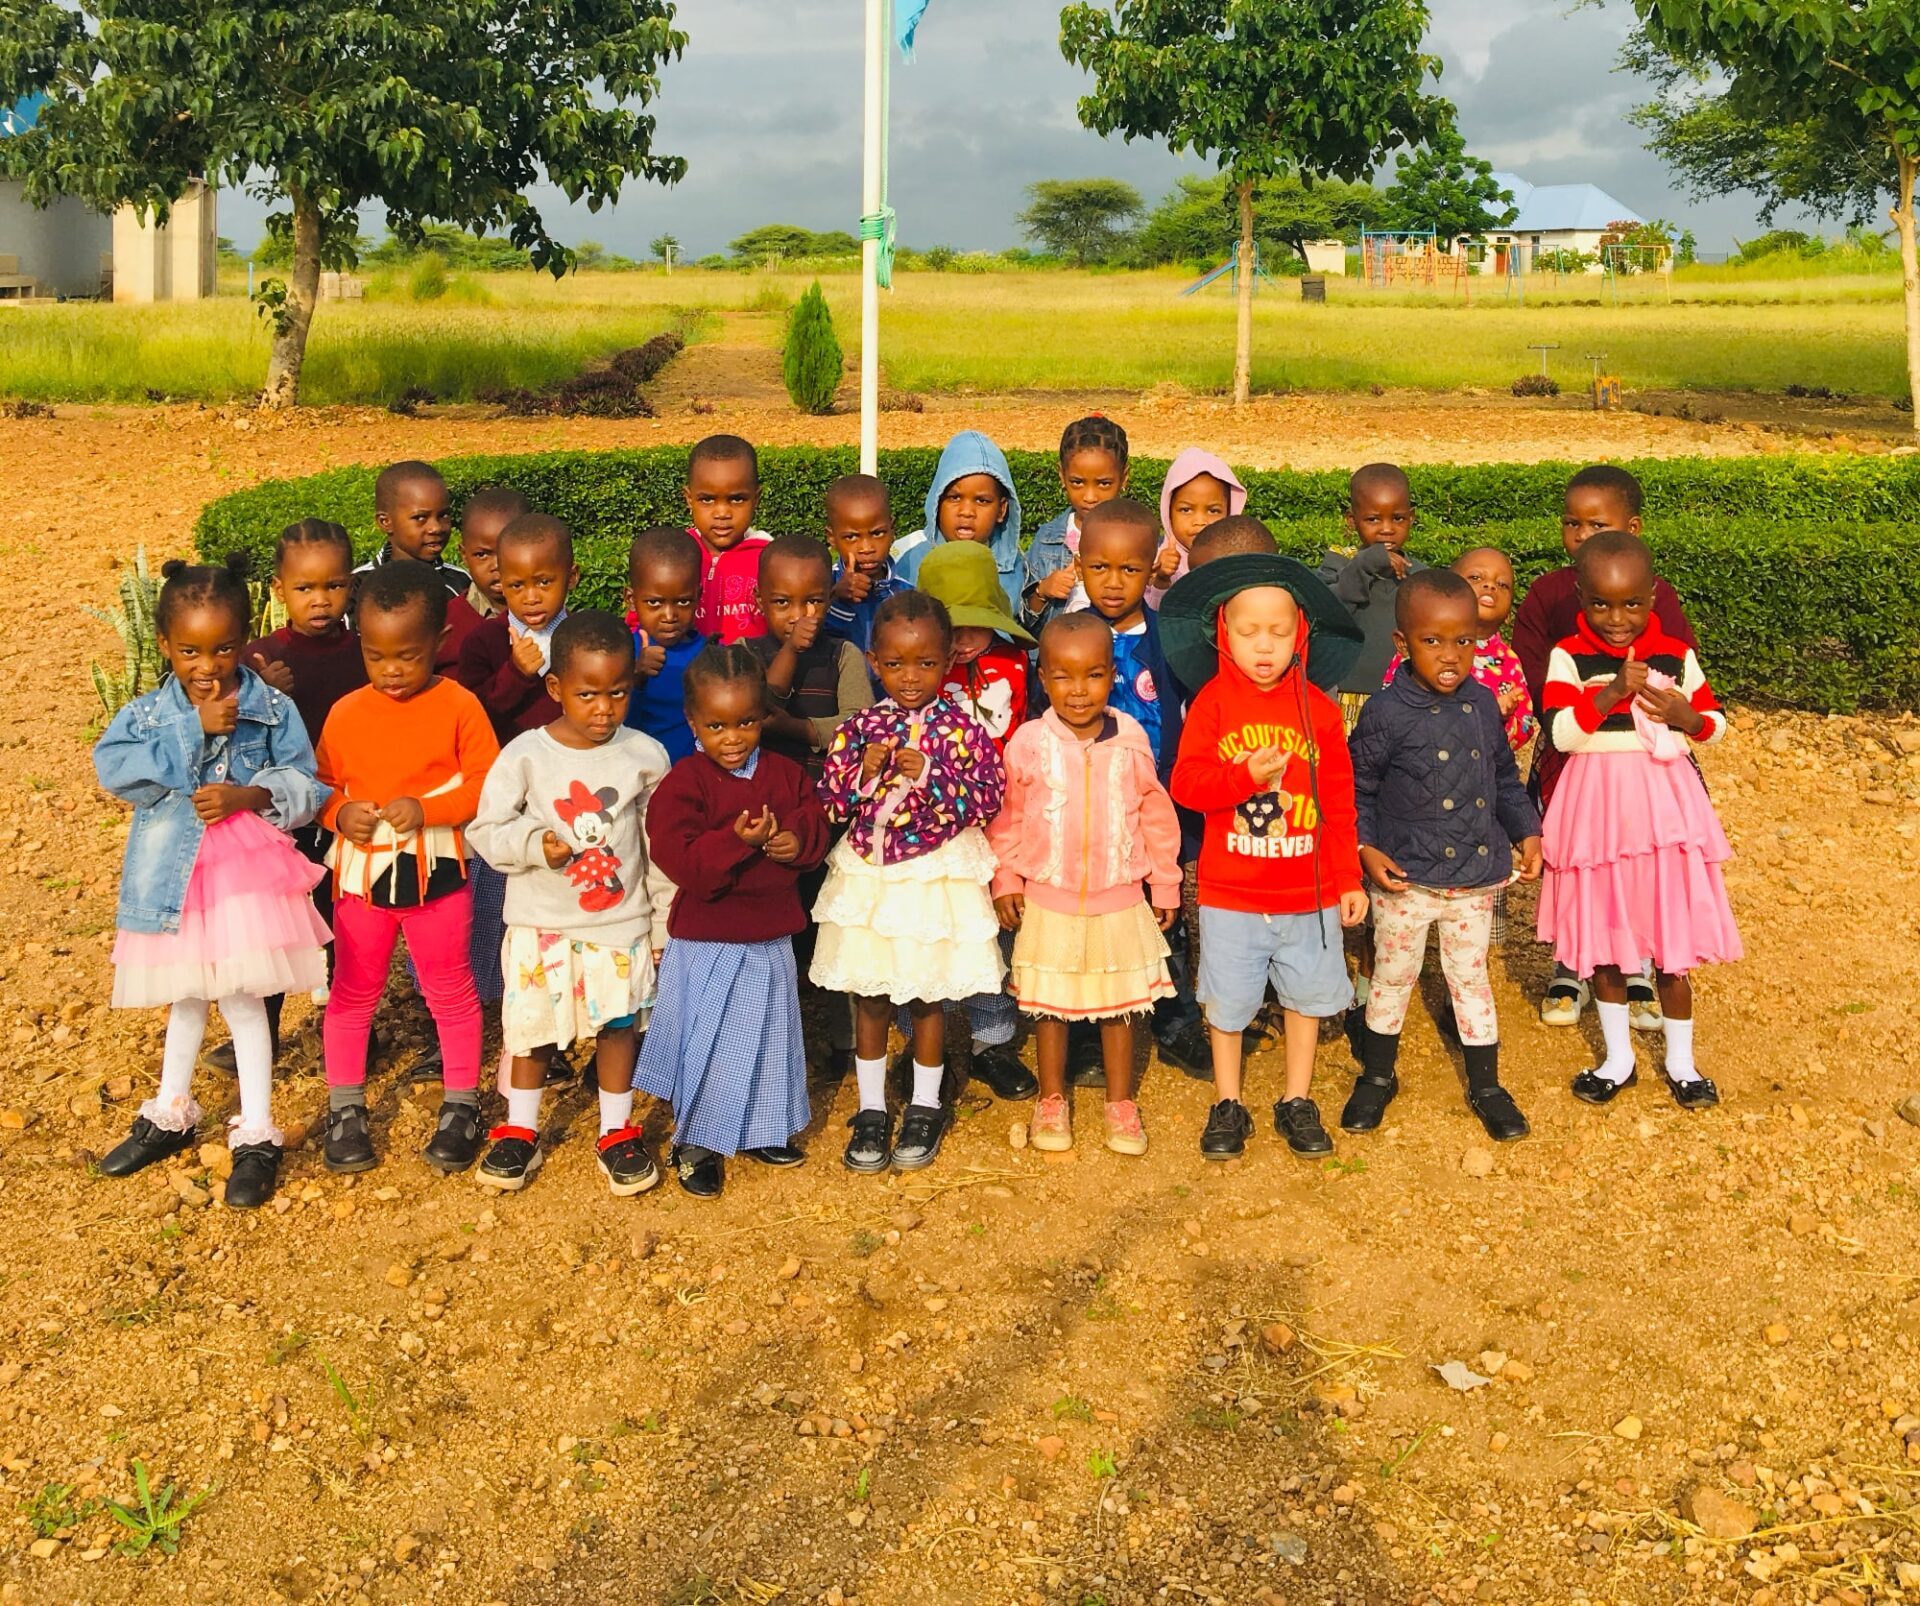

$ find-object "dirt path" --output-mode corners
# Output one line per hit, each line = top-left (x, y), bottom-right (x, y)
(2, 405), (1919, 1606)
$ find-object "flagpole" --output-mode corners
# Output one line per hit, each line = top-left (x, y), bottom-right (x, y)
(858, 0), (886, 475)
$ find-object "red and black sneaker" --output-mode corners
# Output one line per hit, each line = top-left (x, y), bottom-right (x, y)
(477, 1125), (543, 1192)
(596, 1127), (660, 1197)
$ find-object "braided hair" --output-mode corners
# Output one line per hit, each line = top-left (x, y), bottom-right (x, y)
(1058, 414), (1129, 469)
(681, 640), (767, 712)
(156, 552), (253, 639)
(271, 519), (353, 572)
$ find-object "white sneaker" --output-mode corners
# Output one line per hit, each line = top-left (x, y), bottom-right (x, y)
(1539, 979), (1589, 1027)
(309, 985), (330, 1006)
(1626, 976), (1664, 1032)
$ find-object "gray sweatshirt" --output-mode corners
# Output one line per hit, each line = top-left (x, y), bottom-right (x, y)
(468, 726), (672, 949)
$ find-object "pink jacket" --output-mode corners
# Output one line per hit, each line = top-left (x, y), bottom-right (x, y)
(987, 709), (1183, 916)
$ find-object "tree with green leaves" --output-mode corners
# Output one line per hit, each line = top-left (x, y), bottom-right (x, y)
(1138, 174), (1381, 271)
(0, 0), (686, 407)
(1623, 0), (1920, 426)
(1382, 130), (1514, 245)
(1016, 178), (1144, 265)
(650, 233), (681, 268)
(729, 225), (859, 265)
(782, 282), (843, 414)
(1061, 0), (1447, 403)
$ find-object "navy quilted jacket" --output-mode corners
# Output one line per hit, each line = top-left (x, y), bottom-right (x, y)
(1348, 665), (1540, 889)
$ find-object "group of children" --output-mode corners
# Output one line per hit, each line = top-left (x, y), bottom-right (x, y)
(90, 423), (1742, 1209)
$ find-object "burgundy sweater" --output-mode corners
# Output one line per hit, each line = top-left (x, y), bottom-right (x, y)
(644, 750), (830, 942)
(244, 625), (369, 747)
(455, 612), (559, 743)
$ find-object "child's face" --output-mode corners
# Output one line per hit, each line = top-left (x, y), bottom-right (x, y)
(950, 626), (994, 667)
(1392, 592), (1480, 697)
(1223, 587), (1300, 691)
(359, 601), (445, 701)
(625, 557), (700, 647)
(1577, 553), (1655, 650)
(1167, 472), (1232, 551)
(273, 544), (354, 638)
(1346, 482), (1414, 549)
(1453, 548), (1516, 635)
(159, 600), (246, 703)
(1076, 523), (1155, 631)
(936, 473), (1009, 544)
(1039, 629), (1114, 737)
(546, 648), (633, 747)
(1059, 447), (1127, 519)
(688, 677), (764, 771)
(458, 509), (515, 608)
(684, 457), (761, 552)
(1561, 487), (1642, 556)
(826, 490), (896, 575)
(868, 617), (951, 711)
(757, 553), (831, 647)
(498, 537), (577, 632)
(377, 475), (454, 564)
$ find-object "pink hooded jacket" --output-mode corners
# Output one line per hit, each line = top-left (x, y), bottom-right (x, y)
(987, 708), (1184, 916)
(1152, 448), (1250, 607)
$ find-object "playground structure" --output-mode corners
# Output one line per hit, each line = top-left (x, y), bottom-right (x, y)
(1177, 245), (1281, 297)
(1358, 228), (1472, 299)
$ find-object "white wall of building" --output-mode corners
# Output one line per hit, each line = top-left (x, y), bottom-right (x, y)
(0, 180), (110, 297)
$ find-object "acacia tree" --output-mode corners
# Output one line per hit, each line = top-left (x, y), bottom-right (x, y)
(1061, 0), (1446, 403)
(1625, 0), (1920, 430)
(1382, 130), (1515, 246)
(1017, 178), (1144, 265)
(0, 0), (686, 407)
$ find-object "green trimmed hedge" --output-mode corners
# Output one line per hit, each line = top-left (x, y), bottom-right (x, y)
(196, 446), (1920, 712)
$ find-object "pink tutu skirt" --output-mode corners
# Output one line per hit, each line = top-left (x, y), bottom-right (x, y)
(112, 811), (331, 1007)
(1537, 749), (1742, 978)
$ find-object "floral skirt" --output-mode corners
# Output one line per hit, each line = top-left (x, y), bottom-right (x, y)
(500, 926), (655, 1056)
(1010, 899), (1174, 1022)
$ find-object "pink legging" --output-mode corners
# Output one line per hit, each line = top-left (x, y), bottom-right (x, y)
(324, 887), (481, 1091)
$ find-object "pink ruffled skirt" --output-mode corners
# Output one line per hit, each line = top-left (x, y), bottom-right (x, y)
(112, 811), (331, 1007)
(1537, 749), (1742, 978)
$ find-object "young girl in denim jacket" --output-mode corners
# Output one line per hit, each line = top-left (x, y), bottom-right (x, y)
(93, 555), (331, 1209)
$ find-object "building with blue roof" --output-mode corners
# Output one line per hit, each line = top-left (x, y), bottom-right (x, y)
(1478, 172), (1646, 274)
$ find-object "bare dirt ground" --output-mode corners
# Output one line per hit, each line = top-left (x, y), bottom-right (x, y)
(3, 395), (1920, 1606)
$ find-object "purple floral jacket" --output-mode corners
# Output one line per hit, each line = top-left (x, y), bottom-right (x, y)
(816, 695), (1007, 864)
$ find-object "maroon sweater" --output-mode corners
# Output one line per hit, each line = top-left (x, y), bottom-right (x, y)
(455, 612), (559, 742)
(644, 749), (830, 942)
(244, 625), (369, 747)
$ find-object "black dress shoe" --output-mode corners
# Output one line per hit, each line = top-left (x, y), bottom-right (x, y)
(323, 1104), (377, 1172)
(1339, 1074), (1398, 1133)
(1274, 1097), (1334, 1157)
(1199, 1098), (1252, 1160)
(1570, 1066), (1637, 1105)
(99, 1115), (196, 1178)
(843, 1109), (892, 1173)
(672, 1145), (723, 1198)
(1468, 1085), (1531, 1141)
(1662, 1072), (1720, 1110)
(1155, 1021), (1215, 1081)
(422, 1102), (484, 1173)
(970, 1045), (1037, 1101)
(224, 1142), (282, 1208)
(891, 1103), (950, 1171)
(742, 1143), (806, 1167)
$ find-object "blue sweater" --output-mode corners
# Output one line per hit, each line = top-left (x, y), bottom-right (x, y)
(624, 629), (705, 765)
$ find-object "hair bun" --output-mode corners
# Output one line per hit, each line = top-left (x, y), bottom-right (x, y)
(221, 550), (254, 581)
(159, 558), (189, 580)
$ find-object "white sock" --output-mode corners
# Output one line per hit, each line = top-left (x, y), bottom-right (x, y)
(1593, 999), (1635, 1083)
(911, 1060), (944, 1110)
(220, 994), (280, 1147)
(854, 1056), (887, 1114)
(598, 1088), (635, 1136)
(143, 998), (209, 1131)
(1663, 1016), (1700, 1083)
(506, 1085), (544, 1131)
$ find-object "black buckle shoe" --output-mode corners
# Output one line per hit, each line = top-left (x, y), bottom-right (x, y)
(891, 1103), (950, 1171)
(1155, 1021), (1215, 1082)
(1468, 1085), (1531, 1141)
(1274, 1097), (1334, 1157)
(99, 1115), (197, 1178)
(479, 1126), (544, 1191)
(1066, 1023), (1105, 1088)
(1199, 1098), (1252, 1160)
(742, 1143), (806, 1168)
(970, 1045), (1037, 1101)
(1570, 1067), (1637, 1106)
(1662, 1071), (1719, 1110)
(323, 1104), (377, 1173)
(1339, 1074), (1398, 1133)
(224, 1141), (282, 1209)
(422, 1102), (483, 1173)
(671, 1144), (723, 1198)
(843, 1110), (892, 1173)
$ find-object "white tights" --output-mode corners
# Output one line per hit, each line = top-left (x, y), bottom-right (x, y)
(142, 995), (279, 1148)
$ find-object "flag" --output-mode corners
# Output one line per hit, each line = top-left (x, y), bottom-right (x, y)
(896, 0), (934, 60)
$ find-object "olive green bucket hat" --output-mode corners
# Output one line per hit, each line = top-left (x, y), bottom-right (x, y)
(1159, 552), (1362, 693)
(916, 541), (1036, 645)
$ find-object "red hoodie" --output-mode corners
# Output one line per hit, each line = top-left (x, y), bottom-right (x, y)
(693, 528), (772, 644)
(1170, 616), (1361, 915)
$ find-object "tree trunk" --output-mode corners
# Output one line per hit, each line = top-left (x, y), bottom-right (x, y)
(1232, 179), (1254, 407)
(260, 190), (323, 410)
(1896, 151), (1920, 441)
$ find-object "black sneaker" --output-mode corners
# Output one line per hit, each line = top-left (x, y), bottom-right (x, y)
(1274, 1097), (1334, 1158)
(1468, 1085), (1531, 1141)
(596, 1127), (660, 1195)
(1570, 1066), (1637, 1106)
(1066, 1023), (1105, 1088)
(741, 1143), (805, 1168)
(1199, 1098), (1252, 1160)
(478, 1125), (543, 1191)
(1661, 1071), (1720, 1110)
(323, 1104), (377, 1173)
(422, 1102), (484, 1173)
(223, 1142), (282, 1209)
(1156, 1021), (1215, 1081)
(891, 1103), (950, 1171)
(971, 1044), (1038, 1101)
(99, 1115), (196, 1178)
(672, 1144), (723, 1198)
(843, 1110), (892, 1173)
(1339, 1074), (1398, 1133)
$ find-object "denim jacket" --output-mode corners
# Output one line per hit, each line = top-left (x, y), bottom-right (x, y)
(1020, 510), (1077, 632)
(93, 668), (328, 933)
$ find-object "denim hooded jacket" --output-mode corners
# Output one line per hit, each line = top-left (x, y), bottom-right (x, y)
(93, 667), (329, 933)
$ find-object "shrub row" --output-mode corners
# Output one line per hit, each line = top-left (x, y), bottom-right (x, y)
(196, 446), (1920, 712)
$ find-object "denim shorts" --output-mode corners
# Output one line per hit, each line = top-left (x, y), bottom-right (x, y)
(1196, 905), (1353, 1031)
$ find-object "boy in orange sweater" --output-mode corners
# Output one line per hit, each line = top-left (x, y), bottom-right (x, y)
(1165, 549), (1369, 1161)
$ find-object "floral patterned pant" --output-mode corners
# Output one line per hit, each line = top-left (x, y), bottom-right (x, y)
(1364, 883), (1499, 1047)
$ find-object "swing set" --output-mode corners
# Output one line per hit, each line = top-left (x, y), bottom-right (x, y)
(1358, 228), (1472, 299)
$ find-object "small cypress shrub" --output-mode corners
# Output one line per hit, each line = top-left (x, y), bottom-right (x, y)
(782, 281), (843, 414)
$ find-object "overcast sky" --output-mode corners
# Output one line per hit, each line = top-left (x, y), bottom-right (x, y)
(220, 0), (1818, 259)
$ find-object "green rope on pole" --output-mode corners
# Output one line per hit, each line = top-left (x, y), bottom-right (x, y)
(859, 206), (897, 289)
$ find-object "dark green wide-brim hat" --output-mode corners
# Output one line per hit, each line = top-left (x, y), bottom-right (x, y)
(1159, 553), (1364, 693)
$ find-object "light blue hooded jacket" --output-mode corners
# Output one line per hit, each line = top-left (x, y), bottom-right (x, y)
(889, 431), (1024, 604)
